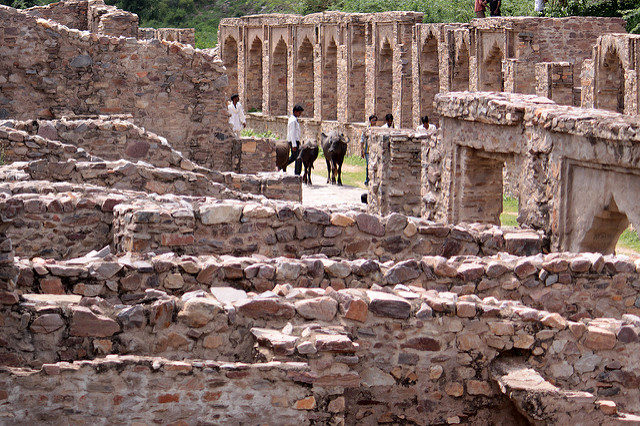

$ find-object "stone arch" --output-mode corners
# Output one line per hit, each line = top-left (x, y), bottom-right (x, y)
(322, 37), (338, 121)
(247, 36), (263, 112)
(452, 42), (470, 92)
(576, 197), (629, 254)
(270, 37), (288, 116)
(597, 47), (625, 113)
(481, 44), (504, 92)
(420, 36), (439, 122)
(294, 37), (315, 117)
(222, 36), (239, 98)
(376, 39), (393, 120)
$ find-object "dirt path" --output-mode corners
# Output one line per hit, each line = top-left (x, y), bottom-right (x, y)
(286, 169), (367, 207)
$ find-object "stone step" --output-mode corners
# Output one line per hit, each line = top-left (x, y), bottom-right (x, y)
(491, 359), (640, 425)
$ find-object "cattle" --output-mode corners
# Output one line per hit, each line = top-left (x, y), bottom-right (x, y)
(298, 141), (319, 185)
(275, 140), (290, 172)
(321, 130), (348, 186)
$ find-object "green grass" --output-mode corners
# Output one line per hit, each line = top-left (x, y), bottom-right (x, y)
(312, 149), (367, 188)
(240, 129), (277, 138)
(617, 229), (640, 253)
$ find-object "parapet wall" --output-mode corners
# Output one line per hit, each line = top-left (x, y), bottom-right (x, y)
(0, 5), (232, 171)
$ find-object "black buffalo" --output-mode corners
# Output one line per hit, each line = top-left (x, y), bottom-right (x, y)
(321, 130), (348, 186)
(298, 141), (319, 185)
(275, 140), (290, 172)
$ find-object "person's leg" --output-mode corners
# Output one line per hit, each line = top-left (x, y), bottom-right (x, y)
(286, 147), (298, 166)
(364, 153), (369, 185)
(475, 10), (485, 18)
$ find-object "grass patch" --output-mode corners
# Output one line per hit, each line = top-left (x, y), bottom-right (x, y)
(240, 129), (276, 138)
(617, 228), (640, 253)
(312, 149), (366, 188)
(503, 195), (519, 214)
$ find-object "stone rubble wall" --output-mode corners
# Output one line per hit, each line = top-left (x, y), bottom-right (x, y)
(0, 5), (233, 171)
(0, 357), (324, 424)
(155, 28), (196, 46)
(2, 286), (639, 422)
(112, 197), (546, 260)
(0, 120), (300, 203)
(8, 251), (640, 321)
(368, 129), (432, 217)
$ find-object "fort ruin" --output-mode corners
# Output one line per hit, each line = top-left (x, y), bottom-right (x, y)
(3, 1), (640, 424)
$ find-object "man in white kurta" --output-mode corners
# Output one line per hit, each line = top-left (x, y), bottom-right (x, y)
(228, 94), (246, 135)
(286, 104), (304, 175)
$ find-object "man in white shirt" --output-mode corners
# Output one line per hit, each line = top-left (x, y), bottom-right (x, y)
(227, 94), (246, 136)
(286, 104), (304, 175)
(381, 113), (394, 128)
(416, 115), (437, 134)
(361, 114), (377, 185)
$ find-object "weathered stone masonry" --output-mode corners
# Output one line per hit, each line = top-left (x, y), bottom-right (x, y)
(220, 14), (624, 152)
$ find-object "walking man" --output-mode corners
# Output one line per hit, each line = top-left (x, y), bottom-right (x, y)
(286, 104), (304, 176)
(489, 0), (501, 16)
(227, 94), (246, 136)
(361, 114), (377, 185)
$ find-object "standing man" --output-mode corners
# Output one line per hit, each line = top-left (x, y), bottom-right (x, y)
(416, 115), (437, 134)
(228, 94), (246, 136)
(382, 113), (394, 128)
(286, 104), (304, 176)
(475, 0), (488, 18)
(361, 114), (377, 185)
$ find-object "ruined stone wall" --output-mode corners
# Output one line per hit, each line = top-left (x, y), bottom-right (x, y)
(368, 129), (429, 217)
(435, 91), (640, 254)
(112, 197), (545, 260)
(9, 250), (640, 320)
(0, 6), (233, 171)
(536, 62), (575, 106)
(3, 285), (640, 423)
(24, 0), (89, 30)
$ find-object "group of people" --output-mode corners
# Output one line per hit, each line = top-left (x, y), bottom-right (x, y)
(227, 94), (437, 184)
(360, 113), (436, 185)
(475, 0), (501, 18)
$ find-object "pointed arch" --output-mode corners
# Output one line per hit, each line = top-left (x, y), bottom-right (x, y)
(481, 44), (504, 92)
(294, 37), (315, 116)
(452, 42), (470, 92)
(270, 37), (288, 116)
(322, 37), (338, 120)
(597, 47), (625, 113)
(420, 35), (439, 121)
(246, 36), (263, 111)
(222, 36), (239, 98)
(376, 38), (393, 120)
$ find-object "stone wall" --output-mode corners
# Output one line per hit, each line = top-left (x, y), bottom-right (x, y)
(0, 5), (233, 171)
(434, 91), (640, 254)
(9, 250), (640, 320)
(368, 129), (431, 217)
(112, 197), (545, 260)
(3, 286), (640, 422)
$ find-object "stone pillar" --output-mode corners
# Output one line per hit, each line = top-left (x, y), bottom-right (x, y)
(624, 69), (638, 115)
(365, 23), (376, 119)
(262, 34), (271, 115)
(469, 29), (480, 92)
(581, 58), (595, 109)
(368, 130), (425, 216)
(287, 41), (294, 118)
(391, 25), (403, 128)
(411, 28), (421, 129)
(337, 42), (349, 122)
(313, 42), (322, 121)
(238, 26), (246, 112)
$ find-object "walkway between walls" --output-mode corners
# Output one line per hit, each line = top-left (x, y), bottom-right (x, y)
(286, 169), (366, 207)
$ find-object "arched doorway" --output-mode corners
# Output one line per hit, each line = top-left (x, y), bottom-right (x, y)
(420, 36), (439, 121)
(597, 48), (625, 113)
(452, 43), (470, 92)
(247, 37), (263, 112)
(270, 38), (288, 116)
(222, 36), (238, 98)
(376, 40), (393, 121)
(294, 37), (315, 117)
(481, 44), (504, 92)
(322, 38), (338, 121)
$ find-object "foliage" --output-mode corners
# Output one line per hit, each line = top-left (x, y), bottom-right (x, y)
(0, 0), (55, 8)
(240, 128), (277, 138)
